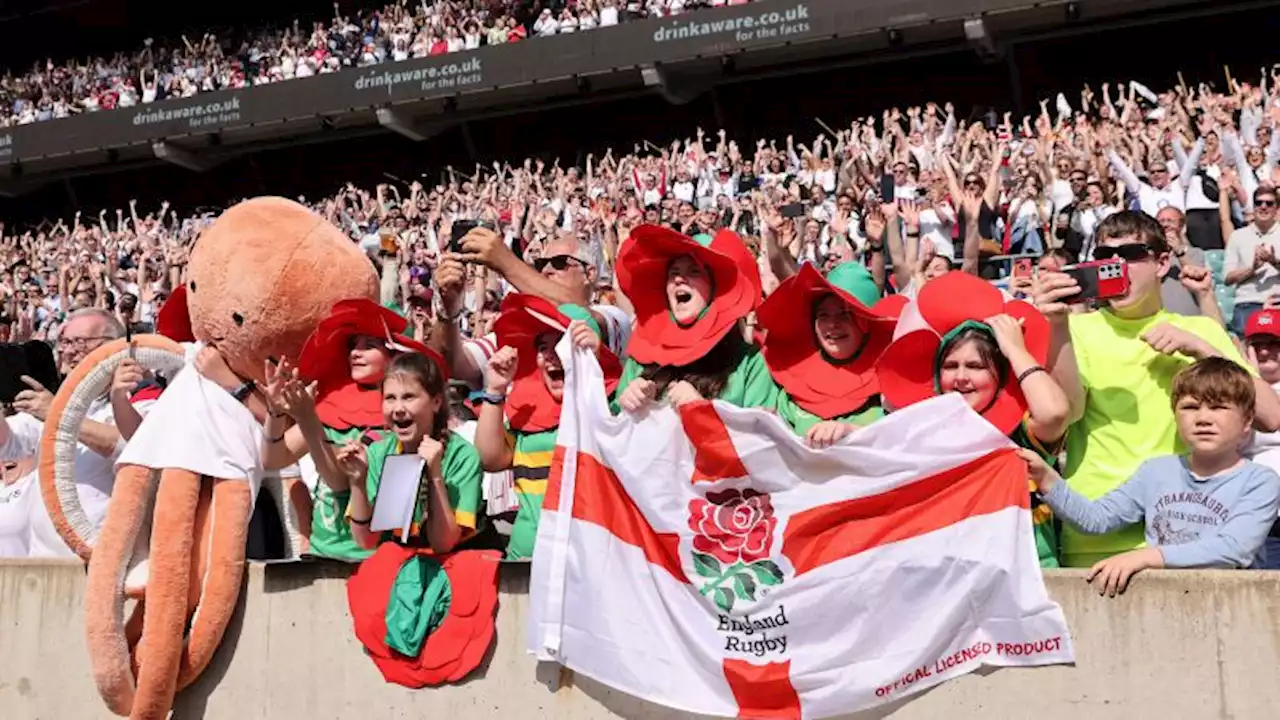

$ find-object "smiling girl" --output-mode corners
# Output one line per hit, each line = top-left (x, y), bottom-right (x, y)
(878, 271), (1072, 566)
(613, 226), (776, 413)
(259, 299), (434, 562)
(338, 351), (480, 553)
(756, 262), (901, 448)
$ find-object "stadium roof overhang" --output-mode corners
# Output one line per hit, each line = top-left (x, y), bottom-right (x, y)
(0, 0), (1266, 196)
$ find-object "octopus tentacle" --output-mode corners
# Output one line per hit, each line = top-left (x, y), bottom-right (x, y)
(187, 481), (215, 616)
(84, 464), (156, 717)
(177, 478), (252, 691)
(131, 469), (201, 720)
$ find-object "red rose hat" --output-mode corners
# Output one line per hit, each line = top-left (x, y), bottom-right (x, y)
(617, 225), (757, 367)
(155, 286), (195, 342)
(875, 271), (1049, 435)
(347, 546), (500, 688)
(756, 262), (896, 420)
(297, 298), (447, 430)
(493, 294), (622, 433)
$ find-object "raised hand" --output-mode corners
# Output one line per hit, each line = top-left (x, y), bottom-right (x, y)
(485, 346), (519, 395)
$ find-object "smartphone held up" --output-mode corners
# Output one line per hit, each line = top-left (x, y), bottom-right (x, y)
(1060, 259), (1129, 305)
(450, 220), (495, 254)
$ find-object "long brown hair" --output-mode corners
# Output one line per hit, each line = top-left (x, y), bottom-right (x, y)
(640, 331), (747, 401)
(384, 352), (451, 441)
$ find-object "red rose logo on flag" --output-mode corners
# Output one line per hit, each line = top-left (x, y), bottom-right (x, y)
(687, 489), (784, 613)
(689, 489), (776, 564)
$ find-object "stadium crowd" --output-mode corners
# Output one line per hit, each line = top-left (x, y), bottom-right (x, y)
(0, 32), (1279, 597)
(0, 0), (755, 125)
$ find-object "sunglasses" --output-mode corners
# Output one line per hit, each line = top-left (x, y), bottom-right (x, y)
(534, 255), (584, 272)
(1093, 243), (1153, 262)
(1257, 198), (1277, 208)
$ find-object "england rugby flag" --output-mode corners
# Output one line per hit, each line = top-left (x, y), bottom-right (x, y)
(529, 343), (1074, 719)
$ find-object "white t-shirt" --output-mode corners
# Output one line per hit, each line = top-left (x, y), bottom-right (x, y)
(0, 471), (36, 558)
(0, 396), (155, 557)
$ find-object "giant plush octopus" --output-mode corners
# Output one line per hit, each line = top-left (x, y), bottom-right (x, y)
(39, 197), (379, 719)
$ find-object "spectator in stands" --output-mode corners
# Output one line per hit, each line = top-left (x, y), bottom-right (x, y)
(1025, 357), (1280, 595)
(0, 309), (154, 557)
(755, 262), (893, 447)
(1243, 306), (1280, 569)
(473, 298), (619, 560)
(1223, 187), (1280, 335)
(444, 228), (630, 386)
(1034, 211), (1280, 568)
(258, 302), (431, 563)
(1156, 207), (1223, 323)
(339, 351), (480, 554)
(613, 226), (776, 413)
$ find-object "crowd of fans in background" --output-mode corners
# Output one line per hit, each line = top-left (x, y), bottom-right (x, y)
(0, 0), (1279, 590)
(0, 0), (754, 125)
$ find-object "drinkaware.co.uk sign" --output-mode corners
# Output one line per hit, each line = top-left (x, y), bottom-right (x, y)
(1, 0), (861, 163)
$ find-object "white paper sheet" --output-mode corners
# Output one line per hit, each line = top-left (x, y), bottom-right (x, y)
(370, 454), (426, 542)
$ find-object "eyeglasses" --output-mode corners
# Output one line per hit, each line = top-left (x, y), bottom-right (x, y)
(1094, 243), (1153, 262)
(60, 335), (112, 350)
(1256, 199), (1277, 209)
(534, 255), (585, 272)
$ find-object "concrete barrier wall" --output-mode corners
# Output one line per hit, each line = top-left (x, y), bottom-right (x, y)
(2, 559), (1278, 719)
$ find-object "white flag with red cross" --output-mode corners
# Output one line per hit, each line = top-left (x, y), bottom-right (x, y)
(528, 344), (1074, 719)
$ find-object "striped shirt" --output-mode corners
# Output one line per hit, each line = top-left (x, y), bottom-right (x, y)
(505, 427), (556, 560)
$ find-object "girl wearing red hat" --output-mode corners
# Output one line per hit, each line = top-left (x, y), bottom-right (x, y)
(613, 225), (777, 413)
(471, 294), (622, 560)
(756, 261), (901, 448)
(261, 298), (437, 563)
(875, 271), (1072, 567)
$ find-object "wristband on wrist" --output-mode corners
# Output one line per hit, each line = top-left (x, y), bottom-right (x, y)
(230, 380), (256, 402)
(438, 298), (465, 323)
(349, 516), (372, 526)
(476, 391), (506, 405)
(1017, 366), (1047, 384)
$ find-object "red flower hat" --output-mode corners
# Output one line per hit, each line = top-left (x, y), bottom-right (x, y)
(347, 546), (500, 688)
(875, 271), (1049, 435)
(493, 294), (622, 433)
(297, 298), (447, 430)
(155, 286), (195, 342)
(757, 262), (896, 420)
(617, 225), (756, 367)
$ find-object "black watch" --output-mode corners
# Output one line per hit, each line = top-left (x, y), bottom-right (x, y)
(230, 380), (256, 402)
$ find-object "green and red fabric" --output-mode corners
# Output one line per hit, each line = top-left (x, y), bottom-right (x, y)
(493, 294), (622, 433)
(347, 545), (501, 688)
(297, 298), (447, 430)
(757, 262), (896, 422)
(875, 271), (1049, 436)
(617, 224), (757, 368)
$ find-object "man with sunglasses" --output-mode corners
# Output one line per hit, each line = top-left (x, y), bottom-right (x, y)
(1034, 210), (1280, 569)
(1223, 188), (1280, 336)
(441, 227), (631, 388)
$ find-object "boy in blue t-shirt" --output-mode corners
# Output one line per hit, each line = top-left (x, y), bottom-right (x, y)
(1023, 357), (1280, 597)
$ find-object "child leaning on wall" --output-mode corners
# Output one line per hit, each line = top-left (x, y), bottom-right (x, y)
(1022, 357), (1280, 597)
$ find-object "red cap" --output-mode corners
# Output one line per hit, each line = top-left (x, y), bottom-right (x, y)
(1246, 309), (1280, 338)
